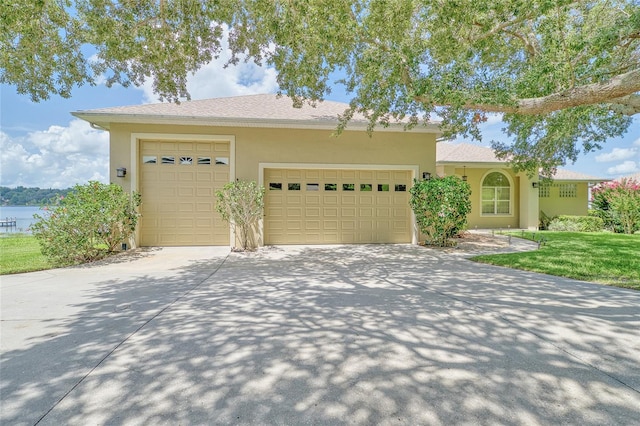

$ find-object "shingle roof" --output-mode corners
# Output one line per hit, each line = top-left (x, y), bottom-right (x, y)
(550, 169), (604, 181)
(72, 94), (440, 133)
(615, 172), (640, 182)
(436, 142), (502, 163)
(80, 94), (357, 121)
(437, 142), (605, 181)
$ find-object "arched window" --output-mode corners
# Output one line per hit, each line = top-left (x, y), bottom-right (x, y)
(482, 171), (511, 215)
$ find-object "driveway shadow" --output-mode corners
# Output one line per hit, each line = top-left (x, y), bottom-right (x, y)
(2, 245), (639, 425)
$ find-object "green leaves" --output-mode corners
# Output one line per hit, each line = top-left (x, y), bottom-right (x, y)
(409, 176), (472, 246)
(215, 180), (264, 250)
(494, 106), (631, 176)
(2, 1), (639, 174)
(0, 1), (89, 100)
(30, 182), (141, 266)
(592, 178), (640, 234)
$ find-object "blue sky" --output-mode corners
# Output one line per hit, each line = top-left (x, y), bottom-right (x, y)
(1, 43), (639, 189)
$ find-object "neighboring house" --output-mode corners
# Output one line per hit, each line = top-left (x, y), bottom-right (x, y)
(436, 143), (606, 229)
(615, 172), (640, 182)
(73, 94), (440, 247)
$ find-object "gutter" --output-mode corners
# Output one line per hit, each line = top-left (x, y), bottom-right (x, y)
(71, 112), (443, 135)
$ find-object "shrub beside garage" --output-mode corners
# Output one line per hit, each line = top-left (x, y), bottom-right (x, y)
(31, 182), (141, 266)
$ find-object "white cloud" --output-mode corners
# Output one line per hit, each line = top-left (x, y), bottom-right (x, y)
(139, 26), (278, 103)
(483, 113), (504, 126)
(634, 137), (640, 147)
(595, 147), (638, 162)
(607, 161), (639, 175)
(0, 120), (109, 189)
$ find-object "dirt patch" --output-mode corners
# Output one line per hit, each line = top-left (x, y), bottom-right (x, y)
(421, 232), (511, 254)
(70, 247), (163, 268)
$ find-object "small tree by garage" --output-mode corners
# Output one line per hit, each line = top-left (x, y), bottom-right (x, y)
(410, 176), (472, 247)
(215, 180), (265, 250)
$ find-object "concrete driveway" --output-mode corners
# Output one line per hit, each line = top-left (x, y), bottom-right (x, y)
(1, 243), (639, 425)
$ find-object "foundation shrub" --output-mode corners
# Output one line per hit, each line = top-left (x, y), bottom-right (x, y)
(31, 181), (141, 266)
(548, 215), (604, 232)
(539, 210), (556, 230)
(409, 176), (471, 247)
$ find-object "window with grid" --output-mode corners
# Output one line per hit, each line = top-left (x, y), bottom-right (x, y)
(481, 172), (511, 215)
(539, 184), (550, 198)
(558, 183), (577, 198)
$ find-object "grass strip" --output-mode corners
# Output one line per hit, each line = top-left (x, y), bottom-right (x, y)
(0, 234), (52, 275)
(472, 231), (640, 290)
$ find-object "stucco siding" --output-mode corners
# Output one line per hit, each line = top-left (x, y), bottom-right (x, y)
(108, 123), (436, 246)
(110, 123), (436, 184)
(539, 182), (590, 218)
(451, 167), (520, 229)
(109, 126), (134, 191)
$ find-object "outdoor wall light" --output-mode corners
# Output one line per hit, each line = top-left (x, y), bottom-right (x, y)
(422, 171), (431, 180)
(462, 166), (468, 181)
(532, 182), (539, 188)
(116, 167), (127, 178)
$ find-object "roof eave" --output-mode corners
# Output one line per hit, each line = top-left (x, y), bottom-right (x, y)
(548, 178), (611, 182)
(436, 161), (507, 167)
(436, 161), (609, 181)
(71, 112), (442, 134)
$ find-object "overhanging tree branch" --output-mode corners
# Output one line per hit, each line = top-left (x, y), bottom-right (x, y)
(414, 67), (640, 115)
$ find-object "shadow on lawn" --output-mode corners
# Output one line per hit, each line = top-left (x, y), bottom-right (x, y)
(1, 245), (639, 425)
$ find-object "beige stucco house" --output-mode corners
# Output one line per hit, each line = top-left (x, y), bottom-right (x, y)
(436, 142), (604, 230)
(73, 94), (440, 247)
(74, 94), (604, 248)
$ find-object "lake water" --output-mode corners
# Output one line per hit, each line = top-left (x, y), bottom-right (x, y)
(0, 206), (43, 233)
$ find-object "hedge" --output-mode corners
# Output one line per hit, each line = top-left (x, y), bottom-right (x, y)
(548, 215), (604, 232)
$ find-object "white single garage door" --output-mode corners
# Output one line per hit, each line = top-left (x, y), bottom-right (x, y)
(264, 168), (412, 244)
(139, 140), (230, 246)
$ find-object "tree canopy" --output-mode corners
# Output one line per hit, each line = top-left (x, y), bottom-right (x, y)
(0, 186), (71, 206)
(2, 0), (639, 175)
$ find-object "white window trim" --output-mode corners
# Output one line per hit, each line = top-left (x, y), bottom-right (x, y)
(479, 169), (515, 217)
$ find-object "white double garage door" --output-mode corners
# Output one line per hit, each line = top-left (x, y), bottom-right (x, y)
(139, 141), (414, 246)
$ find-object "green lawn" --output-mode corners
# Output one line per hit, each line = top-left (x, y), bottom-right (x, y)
(0, 234), (52, 275)
(472, 231), (640, 290)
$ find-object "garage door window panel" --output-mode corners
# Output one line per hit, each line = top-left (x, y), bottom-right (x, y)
(343, 184), (355, 191)
(360, 184), (372, 191)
